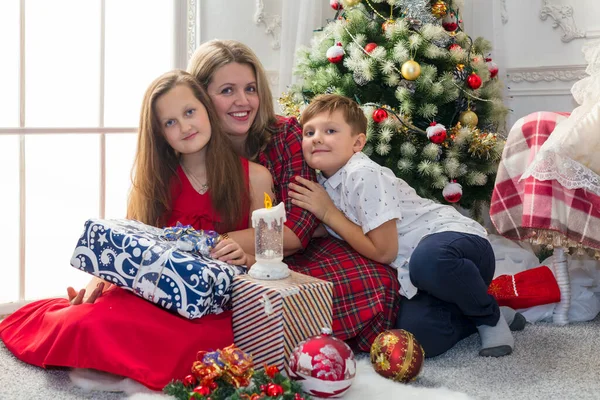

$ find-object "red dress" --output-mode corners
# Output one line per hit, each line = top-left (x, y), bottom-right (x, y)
(258, 116), (400, 352)
(0, 159), (250, 390)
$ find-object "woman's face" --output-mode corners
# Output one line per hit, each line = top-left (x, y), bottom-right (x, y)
(207, 62), (260, 138)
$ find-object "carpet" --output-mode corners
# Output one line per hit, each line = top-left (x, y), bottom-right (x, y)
(2, 317), (600, 400)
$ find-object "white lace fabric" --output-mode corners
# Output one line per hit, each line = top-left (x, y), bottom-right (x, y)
(521, 39), (600, 195)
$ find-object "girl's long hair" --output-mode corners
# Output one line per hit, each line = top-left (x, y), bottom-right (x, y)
(187, 39), (276, 160)
(127, 70), (248, 231)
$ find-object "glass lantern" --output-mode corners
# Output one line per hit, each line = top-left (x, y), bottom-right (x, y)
(249, 196), (290, 280)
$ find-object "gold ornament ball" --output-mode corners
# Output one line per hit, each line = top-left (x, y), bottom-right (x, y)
(459, 110), (479, 127)
(401, 60), (421, 81)
(342, 0), (361, 7)
(431, 0), (448, 18)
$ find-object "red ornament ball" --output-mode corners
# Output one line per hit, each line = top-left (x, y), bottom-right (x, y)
(365, 42), (378, 53)
(266, 383), (284, 396)
(326, 42), (344, 64)
(448, 43), (461, 51)
(443, 180), (463, 203)
(193, 385), (211, 396)
(330, 0), (343, 10)
(442, 12), (458, 31)
(486, 58), (499, 78)
(426, 122), (447, 144)
(466, 72), (482, 90)
(372, 108), (388, 123)
(288, 329), (356, 398)
(370, 329), (424, 383)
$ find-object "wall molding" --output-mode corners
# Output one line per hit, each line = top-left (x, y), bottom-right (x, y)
(187, 0), (200, 61)
(506, 65), (588, 83)
(539, 0), (585, 43)
(254, 0), (282, 50)
(500, 0), (508, 24)
(507, 87), (573, 97)
(266, 70), (279, 88)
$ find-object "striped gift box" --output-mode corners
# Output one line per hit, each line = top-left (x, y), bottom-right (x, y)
(232, 271), (333, 372)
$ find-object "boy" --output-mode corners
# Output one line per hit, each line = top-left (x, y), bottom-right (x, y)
(289, 94), (524, 358)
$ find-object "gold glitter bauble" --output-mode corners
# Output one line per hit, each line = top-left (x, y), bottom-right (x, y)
(431, 0), (448, 18)
(459, 110), (479, 127)
(401, 60), (421, 81)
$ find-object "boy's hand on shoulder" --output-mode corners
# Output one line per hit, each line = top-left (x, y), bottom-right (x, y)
(289, 176), (337, 223)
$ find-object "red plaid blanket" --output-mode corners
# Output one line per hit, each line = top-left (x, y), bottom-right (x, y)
(490, 112), (600, 250)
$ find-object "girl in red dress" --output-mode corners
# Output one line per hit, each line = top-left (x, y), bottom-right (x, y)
(0, 70), (274, 390)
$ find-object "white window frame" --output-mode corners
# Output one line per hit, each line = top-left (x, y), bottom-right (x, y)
(0, 0), (201, 315)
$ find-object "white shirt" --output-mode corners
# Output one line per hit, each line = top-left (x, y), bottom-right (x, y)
(317, 152), (488, 299)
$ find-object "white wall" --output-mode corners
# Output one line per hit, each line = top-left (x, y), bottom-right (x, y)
(465, 0), (599, 128)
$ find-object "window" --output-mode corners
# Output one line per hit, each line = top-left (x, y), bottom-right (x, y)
(0, 0), (191, 312)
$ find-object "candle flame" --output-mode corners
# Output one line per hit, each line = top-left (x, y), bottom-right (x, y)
(264, 192), (272, 209)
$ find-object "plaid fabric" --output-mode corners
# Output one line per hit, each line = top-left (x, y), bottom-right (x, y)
(258, 116), (319, 248)
(285, 236), (400, 352)
(258, 116), (401, 352)
(490, 111), (600, 250)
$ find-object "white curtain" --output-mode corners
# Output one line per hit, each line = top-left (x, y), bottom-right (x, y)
(278, 0), (325, 98)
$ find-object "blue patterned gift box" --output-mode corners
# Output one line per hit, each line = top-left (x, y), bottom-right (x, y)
(70, 219), (245, 319)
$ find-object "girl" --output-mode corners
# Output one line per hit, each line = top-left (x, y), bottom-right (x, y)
(0, 70), (274, 390)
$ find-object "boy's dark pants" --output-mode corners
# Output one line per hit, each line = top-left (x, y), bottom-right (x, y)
(394, 231), (499, 358)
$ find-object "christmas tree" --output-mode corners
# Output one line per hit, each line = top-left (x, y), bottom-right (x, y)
(282, 0), (508, 216)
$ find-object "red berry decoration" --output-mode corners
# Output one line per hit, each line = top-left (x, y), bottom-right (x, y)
(183, 374), (197, 387)
(365, 42), (378, 53)
(486, 57), (499, 78)
(266, 383), (284, 397)
(330, 0), (343, 10)
(426, 122), (447, 144)
(443, 180), (463, 203)
(466, 72), (482, 90)
(448, 43), (461, 51)
(193, 385), (211, 396)
(294, 394), (305, 400)
(372, 108), (388, 123)
(326, 42), (344, 63)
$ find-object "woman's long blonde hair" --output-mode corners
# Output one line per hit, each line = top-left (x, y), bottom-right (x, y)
(127, 70), (248, 231)
(187, 39), (276, 160)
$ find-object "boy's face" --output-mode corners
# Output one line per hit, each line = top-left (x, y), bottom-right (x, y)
(301, 110), (366, 178)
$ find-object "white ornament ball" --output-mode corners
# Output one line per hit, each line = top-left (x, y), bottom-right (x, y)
(426, 122), (447, 144)
(443, 180), (463, 203)
(327, 42), (345, 64)
(288, 329), (356, 398)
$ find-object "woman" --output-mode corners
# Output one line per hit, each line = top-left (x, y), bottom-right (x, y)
(186, 39), (401, 352)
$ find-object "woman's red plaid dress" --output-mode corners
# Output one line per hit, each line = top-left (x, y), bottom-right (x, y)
(258, 116), (401, 352)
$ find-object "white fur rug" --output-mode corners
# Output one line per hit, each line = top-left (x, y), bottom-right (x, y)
(70, 358), (472, 400)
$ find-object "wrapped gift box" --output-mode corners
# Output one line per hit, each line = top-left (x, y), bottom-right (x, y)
(232, 271), (333, 372)
(70, 219), (244, 319)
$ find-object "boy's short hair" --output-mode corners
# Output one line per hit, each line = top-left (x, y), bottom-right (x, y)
(301, 94), (367, 135)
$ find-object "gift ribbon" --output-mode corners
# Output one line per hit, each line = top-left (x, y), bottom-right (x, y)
(162, 222), (222, 257)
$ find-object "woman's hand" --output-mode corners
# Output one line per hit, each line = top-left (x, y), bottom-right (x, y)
(67, 282), (105, 305)
(210, 237), (248, 266)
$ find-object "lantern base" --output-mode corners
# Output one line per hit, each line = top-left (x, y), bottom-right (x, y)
(248, 260), (291, 280)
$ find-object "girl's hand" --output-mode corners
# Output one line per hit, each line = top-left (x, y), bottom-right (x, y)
(289, 176), (337, 223)
(67, 282), (105, 305)
(211, 237), (248, 266)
